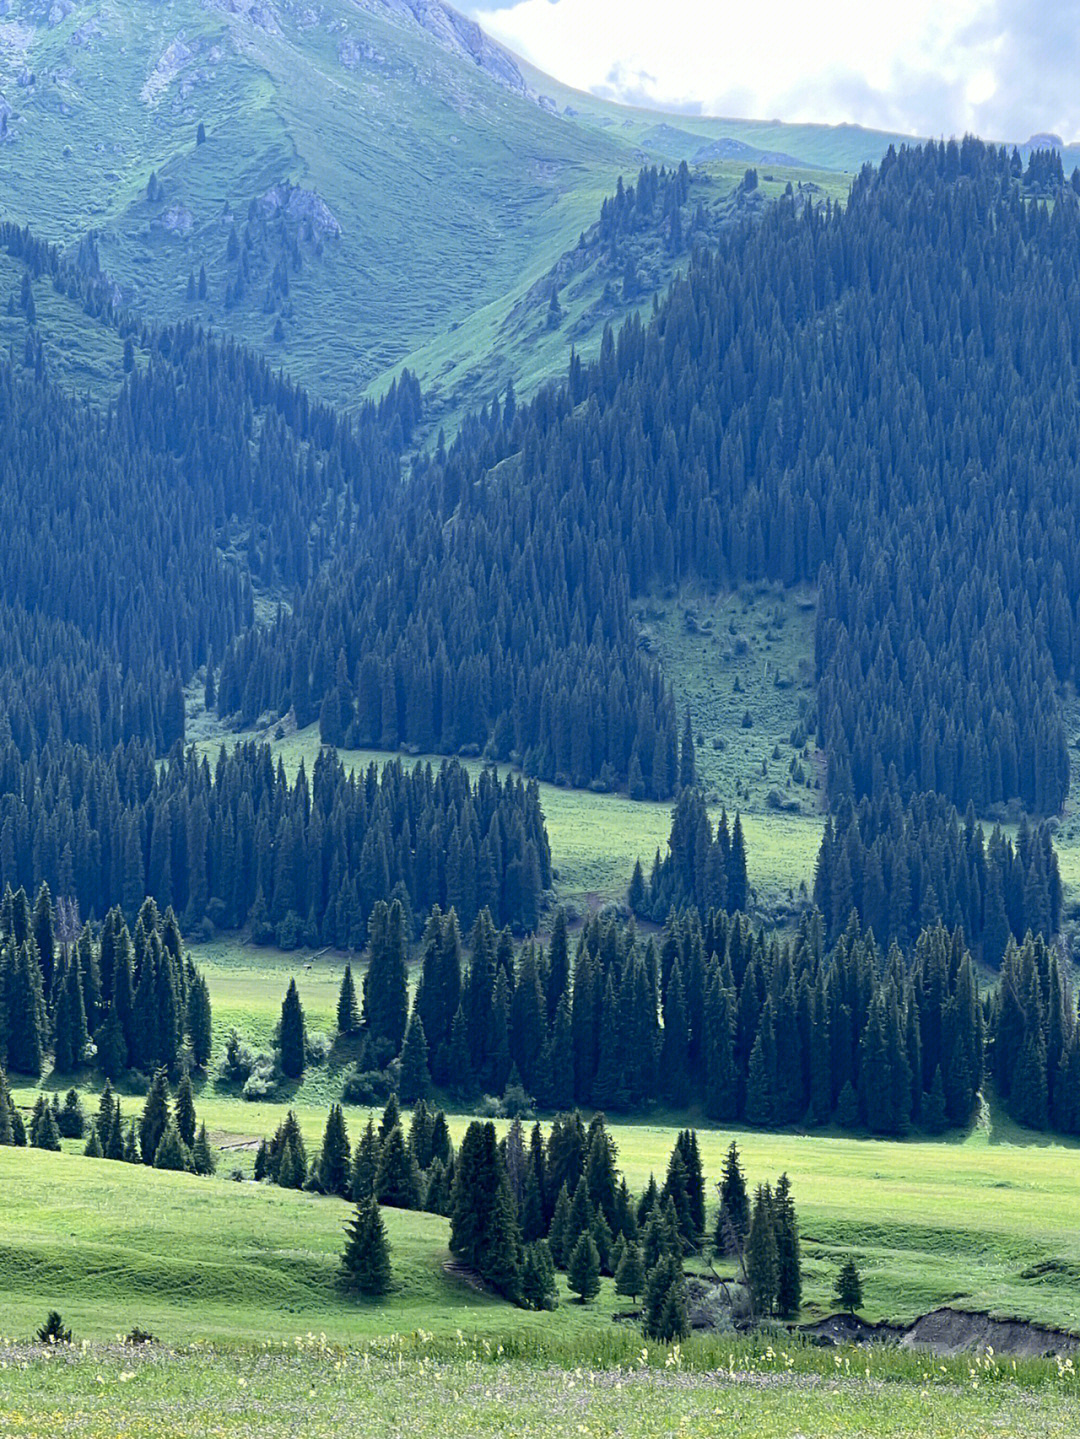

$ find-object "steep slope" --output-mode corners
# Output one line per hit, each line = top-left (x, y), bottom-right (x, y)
(0, 0), (926, 414)
(0, 0), (629, 406)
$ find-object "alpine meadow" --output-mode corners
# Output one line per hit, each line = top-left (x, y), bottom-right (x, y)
(2, 1), (1080, 1435)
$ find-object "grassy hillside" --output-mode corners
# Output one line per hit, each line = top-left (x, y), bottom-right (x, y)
(0, 0), (891, 426)
(4, 1100), (1080, 1337)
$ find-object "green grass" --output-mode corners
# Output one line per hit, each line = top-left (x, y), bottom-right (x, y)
(3, 1337), (1080, 1439)
(0, 0), (896, 429)
(10, 1080), (1080, 1335)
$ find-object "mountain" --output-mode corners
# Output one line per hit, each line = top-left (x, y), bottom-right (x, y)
(0, 0), (922, 421)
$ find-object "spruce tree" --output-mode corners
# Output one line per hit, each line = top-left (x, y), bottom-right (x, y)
(340, 1197), (392, 1296)
(363, 900), (409, 1052)
(58, 1090), (85, 1139)
(191, 1122), (216, 1175)
(277, 1134), (304, 1189)
(547, 1182), (572, 1267)
(337, 963), (360, 1035)
(834, 1257), (863, 1314)
(318, 1104), (352, 1198)
(139, 1068), (171, 1165)
(84, 1125), (104, 1158)
(643, 1253), (686, 1341)
(449, 1120), (522, 1301)
(52, 953), (89, 1072)
(379, 1094), (401, 1141)
(375, 1125), (422, 1209)
(186, 975), (213, 1071)
(745, 1184), (778, 1318)
(521, 1240), (558, 1311)
(715, 1141), (749, 1256)
(351, 1117), (381, 1201)
(615, 1239), (646, 1304)
(105, 1109), (125, 1161)
(567, 1232), (601, 1303)
(279, 978), (306, 1080)
(33, 1103), (61, 1151)
(773, 1173), (802, 1320)
(398, 1012), (431, 1105)
(123, 1120), (141, 1164)
(154, 1120), (192, 1171)
(174, 1069), (197, 1149)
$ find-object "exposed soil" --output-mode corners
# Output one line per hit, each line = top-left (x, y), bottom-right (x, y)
(801, 1306), (1080, 1358)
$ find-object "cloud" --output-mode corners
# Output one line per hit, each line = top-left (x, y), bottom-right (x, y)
(467, 0), (1080, 144)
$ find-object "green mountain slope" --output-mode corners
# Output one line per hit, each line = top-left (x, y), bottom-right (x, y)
(0, 0), (922, 415)
(0, 0), (632, 407)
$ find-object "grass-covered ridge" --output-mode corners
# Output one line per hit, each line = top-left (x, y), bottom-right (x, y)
(0, 0), (911, 422)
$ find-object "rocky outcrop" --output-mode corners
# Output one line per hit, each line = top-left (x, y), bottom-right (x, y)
(257, 183), (341, 240)
(376, 0), (533, 101)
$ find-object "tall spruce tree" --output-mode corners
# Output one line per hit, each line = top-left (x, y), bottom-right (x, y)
(279, 978), (306, 1080)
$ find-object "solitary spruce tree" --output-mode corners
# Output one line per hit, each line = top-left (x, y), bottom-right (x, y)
(341, 1197), (392, 1297)
(279, 978), (306, 1079)
(835, 1258), (864, 1315)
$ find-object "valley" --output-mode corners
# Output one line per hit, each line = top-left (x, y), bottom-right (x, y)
(1, 5), (1080, 1435)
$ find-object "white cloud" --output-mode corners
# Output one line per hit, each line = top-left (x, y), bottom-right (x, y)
(467, 0), (1079, 144)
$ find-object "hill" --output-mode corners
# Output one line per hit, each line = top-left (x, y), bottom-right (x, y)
(0, 0), (916, 420)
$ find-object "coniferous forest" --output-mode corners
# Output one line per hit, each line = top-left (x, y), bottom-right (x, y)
(0, 139), (1078, 1140)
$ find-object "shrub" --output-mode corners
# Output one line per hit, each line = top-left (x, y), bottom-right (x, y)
(242, 1058), (277, 1101)
(342, 1068), (395, 1106)
(36, 1312), (72, 1344)
(305, 1030), (332, 1066)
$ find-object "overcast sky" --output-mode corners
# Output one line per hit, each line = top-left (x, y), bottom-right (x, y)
(464, 0), (1079, 145)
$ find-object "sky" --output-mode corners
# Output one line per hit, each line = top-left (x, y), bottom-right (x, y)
(464, 0), (1080, 145)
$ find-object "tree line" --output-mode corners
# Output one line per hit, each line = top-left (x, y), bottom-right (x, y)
(0, 886), (211, 1080)
(0, 739), (551, 948)
(814, 790), (1061, 963)
(325, 902), (993, 1137)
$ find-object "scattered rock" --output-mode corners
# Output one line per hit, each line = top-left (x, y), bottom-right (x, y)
(141, 36), (196, 107)
(339, 37), (384, 69)
(157, 204), (194, 237)
(257, 182), (341, 240)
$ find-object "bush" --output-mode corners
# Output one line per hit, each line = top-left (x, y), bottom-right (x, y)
(242, 1058), (277, 1101)
(475, 1085), (536, 1121)
(305, 1031), (332, 1066)
(36, 1312), (72, 1344)
(342, 1068), (395, 1106)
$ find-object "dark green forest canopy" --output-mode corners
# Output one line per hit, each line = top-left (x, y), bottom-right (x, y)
(0, 741), (550, 947)
(223, 141), (1080, 823)
(0, 217), (417, 761)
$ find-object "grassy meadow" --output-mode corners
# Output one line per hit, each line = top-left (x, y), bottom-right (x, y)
(3, 1336), (1080, 1439)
